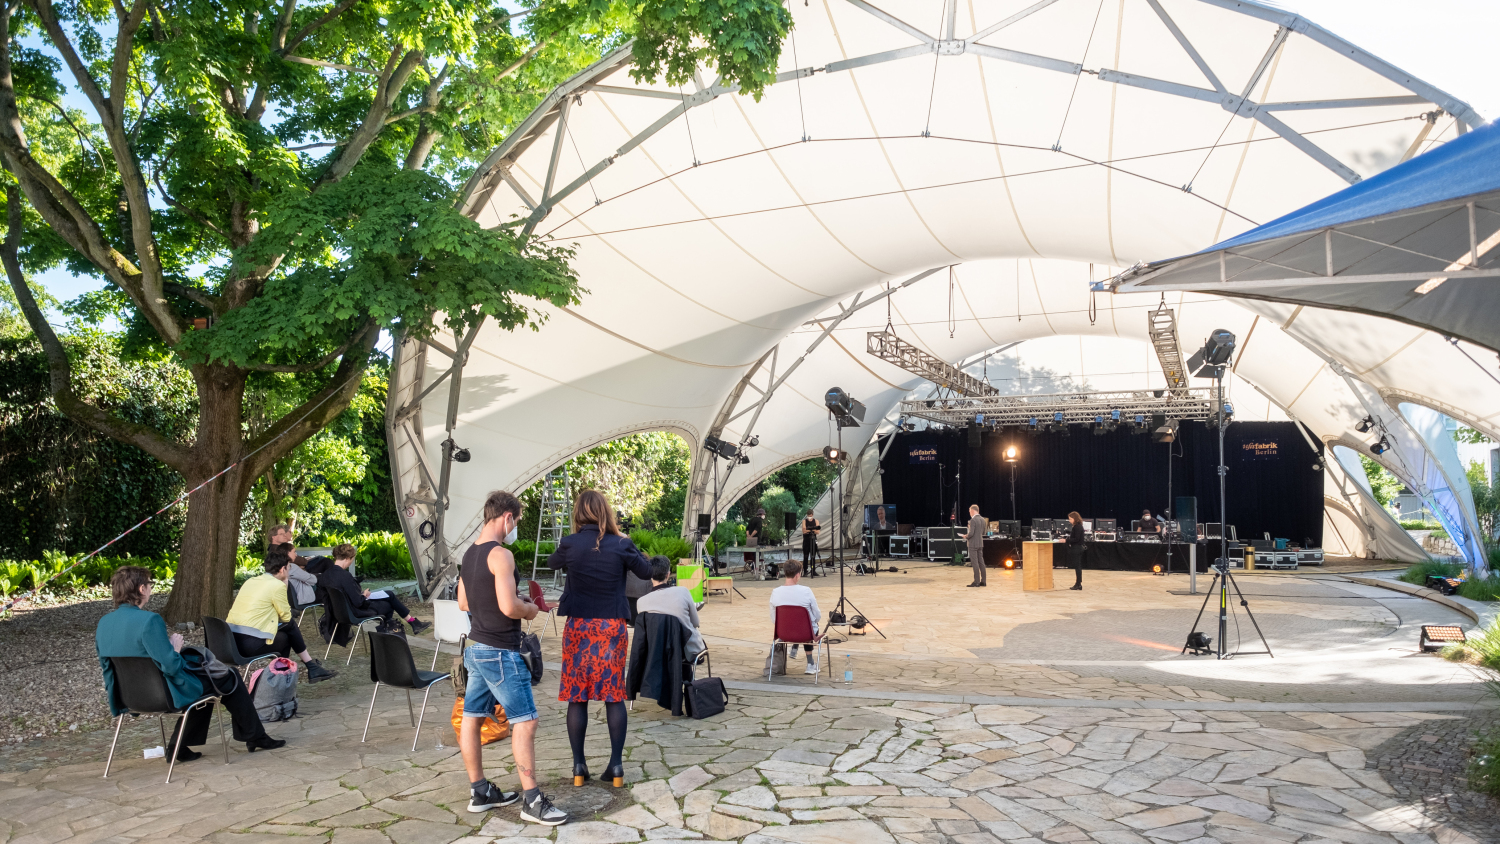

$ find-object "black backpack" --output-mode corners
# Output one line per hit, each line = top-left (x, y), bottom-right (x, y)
(519, 632), (543, 686)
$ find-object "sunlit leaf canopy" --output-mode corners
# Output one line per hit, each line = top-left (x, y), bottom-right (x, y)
(393, 0), (1500, 579)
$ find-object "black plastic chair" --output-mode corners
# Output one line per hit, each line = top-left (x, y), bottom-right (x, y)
(201, 615), (276, 680)
(324, 589), (383, 666)
(103, 657), (227, 783)
(293, 599), (322, 630)
(361, 631), (451, 751)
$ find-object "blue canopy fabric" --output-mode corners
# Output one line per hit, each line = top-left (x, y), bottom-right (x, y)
(1207, 120), (1500, 254)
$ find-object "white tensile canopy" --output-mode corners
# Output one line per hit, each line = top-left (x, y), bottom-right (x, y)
(387, 0), (1497, 590)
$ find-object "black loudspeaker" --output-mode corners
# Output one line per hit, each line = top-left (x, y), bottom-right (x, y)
(1174, 496), (1198, 541)
(785, 511), (797, 531)
(696, 513), (711, 532)
(968, 424), (982, 447)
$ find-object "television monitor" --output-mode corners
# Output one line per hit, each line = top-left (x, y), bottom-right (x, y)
(995, 520), (1021, 538)
(864, 504), (897, 532)
(1095, 518), (1117, 532)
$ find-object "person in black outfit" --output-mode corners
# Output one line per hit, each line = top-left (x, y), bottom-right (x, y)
(316, 544), (430, 635)
(1139, 509), (1161, 534)
(800, 512), (821, 576)
(1066, 511), (1086, 590)
(747, 508), (764, 548)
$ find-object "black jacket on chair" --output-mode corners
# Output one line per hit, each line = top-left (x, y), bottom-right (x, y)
(314, 560), (365, 646)
(626, 613), (692, 715)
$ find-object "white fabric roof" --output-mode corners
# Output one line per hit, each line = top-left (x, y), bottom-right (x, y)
(388, 0), (1496, 585)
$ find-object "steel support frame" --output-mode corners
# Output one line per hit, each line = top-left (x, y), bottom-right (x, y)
(901, 387), (1217, 428)
(458, 1), (1476, 233)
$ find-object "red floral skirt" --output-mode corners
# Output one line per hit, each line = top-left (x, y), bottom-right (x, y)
(558, 618), (628, 702)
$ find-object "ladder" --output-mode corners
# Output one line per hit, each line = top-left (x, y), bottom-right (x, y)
(1148, 301), (1190, 397)
(532, 468), (572, 587)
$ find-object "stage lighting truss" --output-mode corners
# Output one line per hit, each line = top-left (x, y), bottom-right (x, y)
(899, 388), (1217, 429)
(867, 331), (999, 397)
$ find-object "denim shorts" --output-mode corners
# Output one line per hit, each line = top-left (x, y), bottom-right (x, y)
(463, 643), (538, 724)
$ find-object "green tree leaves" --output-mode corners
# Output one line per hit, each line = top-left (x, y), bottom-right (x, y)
(629, 0), (791, 100)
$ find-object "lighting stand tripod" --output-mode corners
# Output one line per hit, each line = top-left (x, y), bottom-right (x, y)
(1182, 366), (1272, 659)
(828, 412), (884, 639)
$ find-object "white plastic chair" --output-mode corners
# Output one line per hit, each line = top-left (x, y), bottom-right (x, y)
(430, 598), (471, 671)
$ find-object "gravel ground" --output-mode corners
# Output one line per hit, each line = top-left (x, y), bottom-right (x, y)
(1368, 708), (1500, 842)
(0, 590), (434, 746)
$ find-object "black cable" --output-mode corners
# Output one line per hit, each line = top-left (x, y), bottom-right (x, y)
(1052, 0), (1107, 152)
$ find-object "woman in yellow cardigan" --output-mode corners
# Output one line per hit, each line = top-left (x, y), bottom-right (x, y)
(226, 553), (338, 683)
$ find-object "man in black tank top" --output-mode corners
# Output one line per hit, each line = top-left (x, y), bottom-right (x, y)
(456, 491), (568, 826)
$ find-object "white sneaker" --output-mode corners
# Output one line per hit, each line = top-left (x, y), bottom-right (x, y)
(804, 664), (819, 675)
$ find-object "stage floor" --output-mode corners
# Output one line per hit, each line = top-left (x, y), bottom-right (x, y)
(693, 560), (1485, 704)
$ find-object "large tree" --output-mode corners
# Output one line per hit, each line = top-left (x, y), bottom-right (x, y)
(0, 0), (789, 621)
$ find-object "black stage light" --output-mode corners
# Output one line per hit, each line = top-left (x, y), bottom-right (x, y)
(1188, 329), (1236, 377)
(1184, 631), (1212, 655)
(737, 454), (750, 464)
(453, 448), (471, 463)
(1356, 415), (1374, 433)
(1003, 445), (1018, 463)
(703, 434), (738, 460)
(1371, 437), (1390, 455)
(823, 445), (842, 463)
(743, 435), (760, 448)
(825, 387), (866, 427)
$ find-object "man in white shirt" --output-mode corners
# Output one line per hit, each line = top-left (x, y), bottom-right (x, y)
(768, 561), (821, 675)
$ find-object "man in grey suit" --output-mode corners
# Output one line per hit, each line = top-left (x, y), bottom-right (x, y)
(958, 504), (987, 587)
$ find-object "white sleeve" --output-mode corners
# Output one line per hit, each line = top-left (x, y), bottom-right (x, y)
(806, 588), (820, 625)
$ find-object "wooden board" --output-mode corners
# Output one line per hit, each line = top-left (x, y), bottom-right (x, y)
(1023, 541), (1055, 591)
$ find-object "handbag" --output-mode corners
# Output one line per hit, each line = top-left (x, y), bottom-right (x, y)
(519, 632), (543, 686)
(180, 644), (236, 695)
(685, 676), (727, 719)
(450, 636), (469, 695)
(450, 698), (509, 745)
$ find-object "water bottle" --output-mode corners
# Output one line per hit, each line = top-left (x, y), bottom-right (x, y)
(843, 654), (853, 687)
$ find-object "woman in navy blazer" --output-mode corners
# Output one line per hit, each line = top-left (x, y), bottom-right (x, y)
(549, 490), (652, 788)
(96, 566), (283, 761)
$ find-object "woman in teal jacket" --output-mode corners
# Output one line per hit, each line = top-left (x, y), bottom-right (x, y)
(96, 566), (284, 761)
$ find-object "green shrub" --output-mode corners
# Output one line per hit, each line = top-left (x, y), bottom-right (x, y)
(322, 531), (413, 579)
(1457, 576), (1500, 602)
(1470, 729), (1500, 796)
(1398, 561), (1463, 586)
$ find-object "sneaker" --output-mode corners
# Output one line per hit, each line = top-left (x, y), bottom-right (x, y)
(407, 619), (431, 635)
(520, 792), (569, 826)
(305, 660), (338, 683)
(804, 663), (820, 676)
(468, 781), (520, 813)
(788, 645), (800, 657)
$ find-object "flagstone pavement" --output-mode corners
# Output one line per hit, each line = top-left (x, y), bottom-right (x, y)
(1, 567), (1495, 844)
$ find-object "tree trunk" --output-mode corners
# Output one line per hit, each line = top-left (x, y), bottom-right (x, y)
(162, 364), (251, 625)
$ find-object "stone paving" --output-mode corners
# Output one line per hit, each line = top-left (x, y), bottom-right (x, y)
(1, 565), (1496, 844)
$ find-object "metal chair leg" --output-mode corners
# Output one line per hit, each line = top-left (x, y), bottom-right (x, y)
(347, 624), (362, 666)
(216, 701), (228, 764)
(412, 685), (435, 752)
(766, 642), (776, 681)
(431, 641), (442, 672)
(166, 712), (190, 784)
(405, 690), (416, 727)
(103, 714), (126, 778)
(361, 682), (381, 742)
(324, 633), (335, 661)
(158, 718), (167, 747)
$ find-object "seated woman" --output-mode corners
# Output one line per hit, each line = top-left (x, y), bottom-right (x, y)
(226, 553), (338, 682)
(634, 555), (705, 657)
(96, 566), (286, 760)
(279, 543), (320, 609)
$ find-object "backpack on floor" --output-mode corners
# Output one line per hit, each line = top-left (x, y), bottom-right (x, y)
(685, 677), (727, 720)
(248, 658), (300, 722)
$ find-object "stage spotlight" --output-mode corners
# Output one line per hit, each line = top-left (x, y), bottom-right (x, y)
(1356, 415), (1374, 433)
(1312, 461), (1324, 472)
(823, 445), (842, 463)
(1112, 409), (1122, 422)
(1004, 558), (1015, 569)
(703, 435), (739, 460)
(902, 421), (916, 432)
(737, 454), (750, 464)
(1004, 445), (1018, 463)
(1093, 423), (1106, 436)
(1184, 632), (1213, 655)
(1188, 329), (1236, 377)
(825, 387), (866, 428)
(1371, 437), (1390, 455)
(1152, 419), (1179, 443)
(1152, 564), (1164, 576)
(743, 435), (759, 448)
(445, 439), (471, 463)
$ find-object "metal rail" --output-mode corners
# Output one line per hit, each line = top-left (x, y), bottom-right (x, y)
(867, 330), (999, 397)
(900, 388), (1217, 428)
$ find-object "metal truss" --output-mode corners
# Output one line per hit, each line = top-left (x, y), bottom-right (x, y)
(900, 387), (1217, 428)
(681, 267), (944, 532)
(867, 330), (999, 397)
(1146, 302), (1190, 397)
(457, 0), (1480, 228)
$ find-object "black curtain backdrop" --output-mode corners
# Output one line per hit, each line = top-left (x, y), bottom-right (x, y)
(880, 421), (1324, 547)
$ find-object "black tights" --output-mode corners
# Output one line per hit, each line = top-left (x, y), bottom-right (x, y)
(567, 701), (627, 769)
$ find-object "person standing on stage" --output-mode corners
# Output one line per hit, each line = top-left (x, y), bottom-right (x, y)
(1139, 509), (1161, 534)
(747, 508), (764, 547)
(800, 511), (821, 577)
(1066, 511), (1086, 590)
(959, 504), (987, 587)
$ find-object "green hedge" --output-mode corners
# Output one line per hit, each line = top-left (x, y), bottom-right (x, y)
(321, 531), (414, 579)
(1399, 561), (1500, 601)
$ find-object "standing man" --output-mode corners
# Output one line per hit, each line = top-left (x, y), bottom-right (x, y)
(959, 504), (987, 587)
(747, 508), (764, 547)
(768, 561), (821, 676)
(457, 491), (569, 826)
(1065, 511), (1086, 590)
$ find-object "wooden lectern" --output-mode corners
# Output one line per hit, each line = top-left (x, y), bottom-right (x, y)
(1022, 541), (1054, 591)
